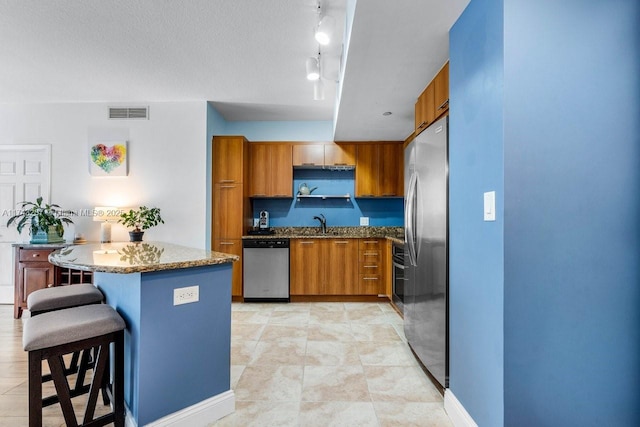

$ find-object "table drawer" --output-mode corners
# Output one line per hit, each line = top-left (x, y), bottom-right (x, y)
(19, 249), (53, 262)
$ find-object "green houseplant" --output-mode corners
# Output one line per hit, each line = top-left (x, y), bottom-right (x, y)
(6, 197), (74, 243)
(118, 206), (164, 242)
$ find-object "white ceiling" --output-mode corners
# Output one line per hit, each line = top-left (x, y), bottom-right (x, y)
(0, 0), (469, 141)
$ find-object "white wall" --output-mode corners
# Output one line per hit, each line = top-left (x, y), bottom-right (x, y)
(0, 101), (208, 248)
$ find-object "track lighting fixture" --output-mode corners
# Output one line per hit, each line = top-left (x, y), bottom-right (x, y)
(306, 56), (320, 81)
(313, 78), (325, 101)
(314, 1), (334, 45)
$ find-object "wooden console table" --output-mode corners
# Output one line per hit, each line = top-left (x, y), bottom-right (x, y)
(12, 243), (93, 318)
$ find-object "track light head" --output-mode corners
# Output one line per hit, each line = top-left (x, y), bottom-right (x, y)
(315, 15), (334, 45)
(306, 57), (320, 80)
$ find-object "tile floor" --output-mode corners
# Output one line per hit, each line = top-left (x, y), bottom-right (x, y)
(0, 302), (453, 427)
(214, 302), (452, 426)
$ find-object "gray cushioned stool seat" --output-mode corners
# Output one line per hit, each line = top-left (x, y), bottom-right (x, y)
(27, 284), (103, 314)
(23, 304), (125, 352)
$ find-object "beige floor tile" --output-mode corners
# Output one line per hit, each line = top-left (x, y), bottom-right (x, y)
(374, 402), (453, 427)
(302, 366), (370, 402)
(230, 365), (245, 389)
(358, 341), (419, 366)
(305, 341), (360, 366)
(365, 366), (443, 402)
(211, 401), (300, 427)
(267, 311), (310, 325)
(347, 308), (389, 324)
(272, 303), (312, 312)
(308, 310), (349, 324)
(231, 310), (271, 324)
(260, 324), (308, 341)
(231, 302), (276, 312)
(306, 303), (346, 312)
(231, 323), (265, 341)
(249, 338), (306, 366)
(299, 401), (378, 427)
(230, 340), (258, 365)
(307, 324), (354, 342)
(350, 324), (403, 342)
(234, 365), (303, 401)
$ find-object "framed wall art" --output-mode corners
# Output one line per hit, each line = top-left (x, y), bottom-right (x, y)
(89, 141), (128, 176)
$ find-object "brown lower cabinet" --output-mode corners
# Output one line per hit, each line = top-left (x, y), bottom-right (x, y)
(214, 239), (243, 297)
(13, 245), (93, 319)
(290, 238), (385, 296)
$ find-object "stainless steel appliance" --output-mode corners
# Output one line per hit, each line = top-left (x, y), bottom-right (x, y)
(392, 241), (405, 314)
(243, 238), (289, 301)
(404, 115), (448, 390)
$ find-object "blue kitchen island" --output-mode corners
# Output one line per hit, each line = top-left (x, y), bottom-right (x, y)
(49, 242), (238, 426)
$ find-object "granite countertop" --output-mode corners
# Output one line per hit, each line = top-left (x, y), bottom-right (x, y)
(243, 226), (404, 243)
(12, 242), (72, 249)
(48, 241), (238, 274)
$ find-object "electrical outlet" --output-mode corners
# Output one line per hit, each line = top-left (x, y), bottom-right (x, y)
(173, 285), (199, 306)
(360, 217), (369, 226)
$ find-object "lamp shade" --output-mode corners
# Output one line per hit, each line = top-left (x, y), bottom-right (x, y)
(93, 207), (121, 222)
(306, 57), (320, 81)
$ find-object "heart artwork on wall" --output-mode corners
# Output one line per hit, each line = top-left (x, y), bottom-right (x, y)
(89, 141), (128, 176)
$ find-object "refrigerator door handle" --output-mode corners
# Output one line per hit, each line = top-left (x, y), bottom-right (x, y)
(406, 172), (418, 267)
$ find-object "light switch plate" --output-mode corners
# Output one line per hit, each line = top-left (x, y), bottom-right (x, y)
(484, 191), (496, 221)
(360, 217), (369, 226)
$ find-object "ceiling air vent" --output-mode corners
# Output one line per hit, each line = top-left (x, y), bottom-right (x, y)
(108, 106), (149, 120)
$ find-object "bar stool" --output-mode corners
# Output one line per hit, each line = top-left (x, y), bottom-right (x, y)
(23, 304), (125, 427)
(27, 285), (105, 388)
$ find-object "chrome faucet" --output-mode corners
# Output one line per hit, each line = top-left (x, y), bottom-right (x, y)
(313, 214), (327, 234)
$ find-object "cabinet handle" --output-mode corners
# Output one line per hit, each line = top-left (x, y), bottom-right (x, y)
(362, 277), (378, 281)
(252, 194), (267, 197)
(363, 252), (378, 256)
(418, 121), (427, 128)
(381, 193), (396, 197)
(333, 163), (347, 166)
(219, 242), (235, 245)
(363, 265), (377, 268)
(300, 241), (315, 244)
(273, 194), (290, 197)
(302, 162), (316, 166)
(220, 185), (237, 189)
(438, 99), (449, 111)
(220, 180), (236, 183)
(360, 194), (375, 197)
(334, 241), (349, 244)
(363, 241), (378, 244)
(32, 253), (40, 258)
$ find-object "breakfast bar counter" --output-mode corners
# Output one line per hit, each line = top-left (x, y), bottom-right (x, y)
(48, 242), (238, 426)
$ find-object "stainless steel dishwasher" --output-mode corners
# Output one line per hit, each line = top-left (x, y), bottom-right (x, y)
(242, 238), (290, 301)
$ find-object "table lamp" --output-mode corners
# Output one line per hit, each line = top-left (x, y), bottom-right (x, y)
(93, 207), (120, 243)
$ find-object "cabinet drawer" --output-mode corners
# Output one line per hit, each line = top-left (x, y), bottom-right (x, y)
(359, 274), (382, 295)
(359, 239), (382, 250)
(359, 250), (381, 262)
(359, 263), (381, 274)
(19, 249), (53, 262)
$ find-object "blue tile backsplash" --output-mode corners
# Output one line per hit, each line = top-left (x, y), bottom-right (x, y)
(251, 169), (404, 227)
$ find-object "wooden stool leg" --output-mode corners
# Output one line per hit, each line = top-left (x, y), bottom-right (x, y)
(49, 354), (79, 427)
(82, 344), (108, 424)
(28, 351), (43, 427)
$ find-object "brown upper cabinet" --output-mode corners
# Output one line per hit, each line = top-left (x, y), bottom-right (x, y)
(213, 136), (247, 183)
(415, 61), (449, 135)
(434, 61), (449, 118)
(292, 144), (356, 168)
(249, 143), (293, 197)
(355, 143), (403, 197)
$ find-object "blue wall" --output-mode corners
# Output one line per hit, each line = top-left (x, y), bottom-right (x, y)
(450, 0), (640, 425)
(449, 0), (505, 426)
(252, 169), (403, 227)
(502, 0), (640, 425)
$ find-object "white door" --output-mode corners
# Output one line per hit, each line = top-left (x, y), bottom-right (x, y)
(0, 145), (51, 304)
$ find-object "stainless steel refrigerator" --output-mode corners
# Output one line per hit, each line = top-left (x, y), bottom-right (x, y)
(404, 115), (448, 390)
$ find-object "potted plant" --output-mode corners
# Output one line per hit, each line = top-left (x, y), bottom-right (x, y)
(118, 206), (164, 242)
(6, 197), (75, 243)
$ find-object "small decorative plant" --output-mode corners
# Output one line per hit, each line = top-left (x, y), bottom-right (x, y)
(118, 206), (164, 242)
(6, 197), (74, 243)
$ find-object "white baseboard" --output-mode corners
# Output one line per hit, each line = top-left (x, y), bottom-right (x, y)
(444, 389), (478, 427)
(141, 390), (235, 427)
